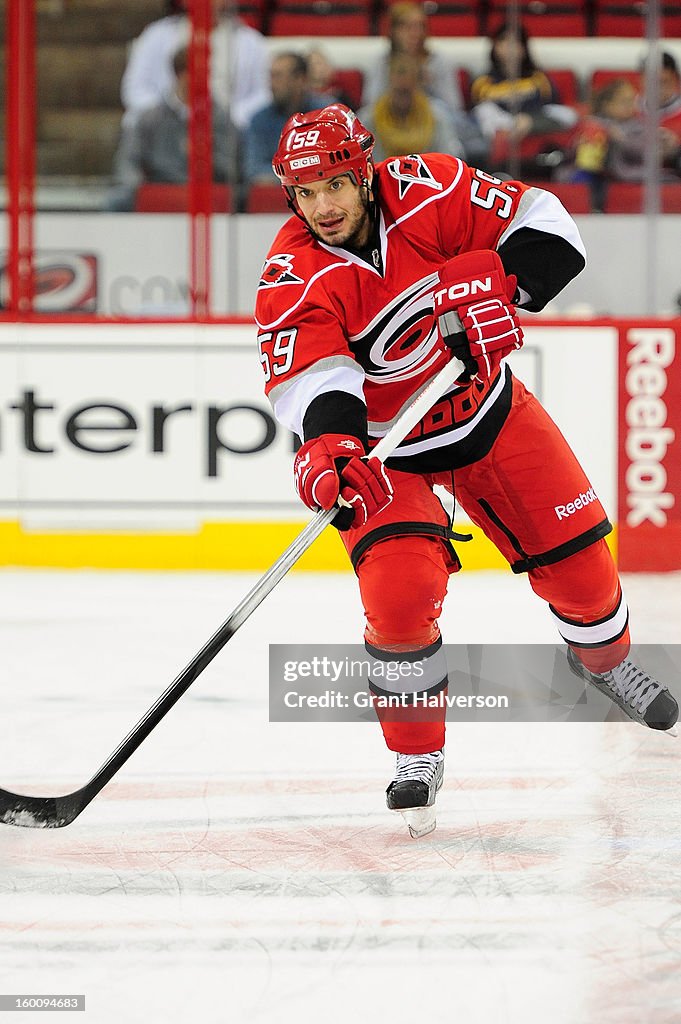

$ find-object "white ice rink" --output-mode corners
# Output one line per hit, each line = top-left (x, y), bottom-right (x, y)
(1, 567), (680, 1024)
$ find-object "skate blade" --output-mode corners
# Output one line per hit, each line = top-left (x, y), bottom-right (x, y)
(663, 725), (678, 739)
(399, 805), (437, 839)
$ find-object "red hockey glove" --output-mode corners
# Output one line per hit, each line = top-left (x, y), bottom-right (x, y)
(434, 249), (523, 382)
(293, 433), (394, 531)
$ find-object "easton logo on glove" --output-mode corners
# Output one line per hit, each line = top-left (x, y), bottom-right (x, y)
(294, 433), (393, 530)
(435, 276), (495, 303)
(434, 249), (523, 382)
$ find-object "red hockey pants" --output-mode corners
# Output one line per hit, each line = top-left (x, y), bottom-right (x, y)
(341, 377), (629, 753)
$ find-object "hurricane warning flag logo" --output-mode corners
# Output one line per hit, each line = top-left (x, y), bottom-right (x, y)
(387, 154), (443, 199)
(259, 253), (304, 289)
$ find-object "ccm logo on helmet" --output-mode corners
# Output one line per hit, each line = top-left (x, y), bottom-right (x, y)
(290, 155), (321, 169)
(433, 277), (493, 307)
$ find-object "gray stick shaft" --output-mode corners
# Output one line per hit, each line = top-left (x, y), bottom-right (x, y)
(0, 355), (466, 828)
(225, 356), (465, 635)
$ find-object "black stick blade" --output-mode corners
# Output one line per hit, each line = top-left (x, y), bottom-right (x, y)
(0, 786), (86, 828)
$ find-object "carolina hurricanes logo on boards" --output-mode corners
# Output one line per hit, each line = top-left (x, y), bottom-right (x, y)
(0, 251), (98, 311)
(386, 154), (443, 199)
(349, 274), (444, 385)
(258, 253), (304, 289)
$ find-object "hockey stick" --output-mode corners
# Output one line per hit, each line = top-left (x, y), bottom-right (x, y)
(0, 356), (465, 828)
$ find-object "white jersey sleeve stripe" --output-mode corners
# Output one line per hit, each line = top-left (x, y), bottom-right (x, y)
(270, 360), (366, 438)
(497, 186), (587, 263)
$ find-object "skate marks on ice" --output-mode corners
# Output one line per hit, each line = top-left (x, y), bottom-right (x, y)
(1, 571), (681, 1023)
(2, 726), (681, 1024)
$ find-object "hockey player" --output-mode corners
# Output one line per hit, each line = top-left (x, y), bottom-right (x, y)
(254, 104), (678, 838)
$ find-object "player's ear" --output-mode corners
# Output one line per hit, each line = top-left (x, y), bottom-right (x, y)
(365, 163), (374, 188)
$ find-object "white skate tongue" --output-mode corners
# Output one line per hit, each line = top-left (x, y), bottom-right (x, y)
(398, 804), (437, 839)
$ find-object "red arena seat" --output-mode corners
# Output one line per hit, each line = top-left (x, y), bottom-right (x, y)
(589, 69), (642, 96)
(381, 0), (481, 37)
(541, 181), (592, 214)
(604, 184), (681, 214)
(269, 1), (374, 36)
(604, 182), (643, 213)
(246, 183), (289, 213)
(329, 68), (364, 109)
(594, 1), (681, 38)
(236, 1), (266, 30)
(134, 184), (233, 213)
(547, 68), (580, 107)
(487, 0), (588, 37)
(662, 184), (681, 214)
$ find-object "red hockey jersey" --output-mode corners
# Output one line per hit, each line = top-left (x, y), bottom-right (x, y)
(255, 152), (584, 472)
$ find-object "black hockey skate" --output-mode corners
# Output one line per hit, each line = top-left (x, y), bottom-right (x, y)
(567, 647), (679, 731)
(386, 750), (444, 838)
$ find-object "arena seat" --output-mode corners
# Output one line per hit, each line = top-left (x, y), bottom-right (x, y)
(329, 68), (364, 109)
(269, 1), (374, 36)
(486, 0), (588, 37)
(589, 68), (642, 99)
(546, 68), (580, 106)
(237, 1), (266, 31)
(381, 0), (482, 37)
(134, 184), (233, 213)
(603, 183), (681, 213)
(246, 183), (289, 213)
(593, 1), (681, 38)
(539, 181), (592, 213)
(662, 184), (681, 213)
(488, 125), (579, 178)
(603, 182), (642, 213)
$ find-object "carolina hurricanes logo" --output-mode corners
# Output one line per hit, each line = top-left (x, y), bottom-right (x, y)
(259, 253), (304, 289)
(386, 154), (443, 199)
(0, 251), (98, 311)
(349, 274), (444, 385)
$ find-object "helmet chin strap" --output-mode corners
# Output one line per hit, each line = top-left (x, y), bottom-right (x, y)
(363, 171), (378, 229)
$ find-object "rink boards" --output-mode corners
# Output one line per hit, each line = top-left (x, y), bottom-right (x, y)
(0, 319), (677, 571)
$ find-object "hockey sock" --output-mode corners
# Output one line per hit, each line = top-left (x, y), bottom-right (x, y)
(366, 638), (448, 753)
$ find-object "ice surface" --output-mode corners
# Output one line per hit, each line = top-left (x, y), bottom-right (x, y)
(1, 568), (680, 1024)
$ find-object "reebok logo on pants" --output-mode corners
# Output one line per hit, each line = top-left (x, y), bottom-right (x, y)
(555, 487), (597, 520)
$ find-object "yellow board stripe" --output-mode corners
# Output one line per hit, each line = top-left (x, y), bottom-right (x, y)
(0, 521), (617, 572)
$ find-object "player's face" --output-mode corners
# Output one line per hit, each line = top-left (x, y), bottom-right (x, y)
(293, 172), (372, 249)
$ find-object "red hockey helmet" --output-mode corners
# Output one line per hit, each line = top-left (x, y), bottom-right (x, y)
(272, 103), (375, 198)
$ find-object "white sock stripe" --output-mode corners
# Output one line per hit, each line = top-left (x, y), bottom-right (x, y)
(370, 646), (449, 695)
(552, 596), (629, 646)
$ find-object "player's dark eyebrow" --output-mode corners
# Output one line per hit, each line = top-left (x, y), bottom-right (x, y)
(295, 175), (347, 192)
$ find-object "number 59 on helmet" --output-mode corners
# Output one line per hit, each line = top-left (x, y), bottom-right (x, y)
(272, 103), (375, 201)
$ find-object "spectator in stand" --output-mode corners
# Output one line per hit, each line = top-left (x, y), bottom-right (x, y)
(565, 73), (681, 209)
(564, 79), (645, 210)
(306, 48), (356, 110)
(471, 21), (577, 148)
(652, 51), (681, 177)
(107, 46), (240, 212)
(244, 53), (329, 184)
(359, 55), (466, 163)
(120, 0), (270, 130)
(362, 2), (464, 115)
